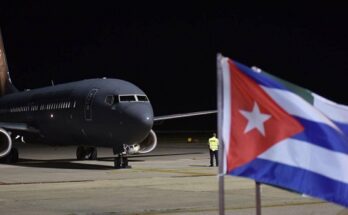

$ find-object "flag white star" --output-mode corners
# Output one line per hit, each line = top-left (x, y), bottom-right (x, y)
(239, 102), (271, 136)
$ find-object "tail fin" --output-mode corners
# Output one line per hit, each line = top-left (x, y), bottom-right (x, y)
(0, 29), (18, 96)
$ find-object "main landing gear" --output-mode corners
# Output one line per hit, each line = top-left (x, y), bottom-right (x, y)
(0, 148), (19, 164)
(76, 146), (98, 160)
(75, 145), (131, 169)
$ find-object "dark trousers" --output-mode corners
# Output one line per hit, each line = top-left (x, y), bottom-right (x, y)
(210, 149), (218, 166)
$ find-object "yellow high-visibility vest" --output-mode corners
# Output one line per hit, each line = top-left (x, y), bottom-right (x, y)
(208, 137), (219, 151)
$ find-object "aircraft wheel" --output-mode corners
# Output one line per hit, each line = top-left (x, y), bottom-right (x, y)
(114, 155), (122, 169)
(0, 148), (19, 164)
(88, 147), (98, 160)
(76, 146), (86, 160)
(121, 156), (131, 169)
(9, 148), (19, 163)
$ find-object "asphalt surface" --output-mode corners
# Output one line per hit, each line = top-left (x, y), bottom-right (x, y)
(0, 136), (347, 215)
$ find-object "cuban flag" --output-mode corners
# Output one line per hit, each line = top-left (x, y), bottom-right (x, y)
(219, 55), (348, 207)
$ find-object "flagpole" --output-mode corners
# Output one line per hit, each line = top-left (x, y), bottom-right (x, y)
(217, 53), (225, 215)
(255, 181), (262, 215)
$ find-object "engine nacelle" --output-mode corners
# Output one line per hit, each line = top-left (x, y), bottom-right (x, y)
(126, 129), (157, 154)
(0, 128), (12, 158)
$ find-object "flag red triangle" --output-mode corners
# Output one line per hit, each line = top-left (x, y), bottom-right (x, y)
(227, 60), (304, 171)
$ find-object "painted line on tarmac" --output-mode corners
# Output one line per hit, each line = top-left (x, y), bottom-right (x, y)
(119, 201), (327, 215)
(0, 179), (94, 186)
(130, 167), (216, 177)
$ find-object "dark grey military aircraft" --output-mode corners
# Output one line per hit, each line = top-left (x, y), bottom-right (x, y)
(0, 31), (216, 168)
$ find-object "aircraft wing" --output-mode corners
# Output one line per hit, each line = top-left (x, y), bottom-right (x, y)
(154, 110), (217, 121)
(0, 122), (40, 133)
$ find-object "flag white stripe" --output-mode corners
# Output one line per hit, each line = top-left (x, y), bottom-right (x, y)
(313, 93), (348, 124)
(261, 86), (340, 131)
(221, 57), (231, 173)
(258, 138), (348, 184)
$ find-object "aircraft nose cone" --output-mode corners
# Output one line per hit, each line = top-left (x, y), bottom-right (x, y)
(138, 109), (154, 130)
(124, 103), (154, 137)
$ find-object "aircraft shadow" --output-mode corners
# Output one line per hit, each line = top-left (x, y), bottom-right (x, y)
(10, 158), (114, 170)
(98, 152), (204, 161)
(4, 152), (204, 170)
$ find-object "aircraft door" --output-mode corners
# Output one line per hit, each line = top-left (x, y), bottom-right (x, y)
(84, 88), (99, 121)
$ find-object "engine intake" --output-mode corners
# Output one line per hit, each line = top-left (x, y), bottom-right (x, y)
(126, 129), (157, 154)
(0, 128), (12, 158)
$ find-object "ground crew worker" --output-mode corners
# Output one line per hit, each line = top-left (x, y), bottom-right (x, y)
(208, 133), (219, 167)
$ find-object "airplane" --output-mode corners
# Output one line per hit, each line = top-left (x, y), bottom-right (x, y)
(0, 30), (216, 168)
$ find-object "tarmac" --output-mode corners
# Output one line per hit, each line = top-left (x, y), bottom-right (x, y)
(0, 135), (347, 215)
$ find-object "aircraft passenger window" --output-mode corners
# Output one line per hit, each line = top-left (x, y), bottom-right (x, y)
(119, 95), (136, 102)
(137, 95), (148, 102)
(105, 95), (114, 105)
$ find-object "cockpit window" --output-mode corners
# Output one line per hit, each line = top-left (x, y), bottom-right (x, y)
(116, 94), (149, 103)
(105, 95), (115, 105)
(119, 95), (136, 102)
(137, 95), (149, 102)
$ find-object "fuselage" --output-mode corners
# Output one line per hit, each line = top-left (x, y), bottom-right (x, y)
(0, 78), (154, 148)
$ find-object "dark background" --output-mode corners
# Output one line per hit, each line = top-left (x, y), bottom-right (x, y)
(0, 2), (347, 131)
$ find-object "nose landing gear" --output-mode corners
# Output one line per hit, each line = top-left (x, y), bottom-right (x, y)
(113, 145), (131, 169)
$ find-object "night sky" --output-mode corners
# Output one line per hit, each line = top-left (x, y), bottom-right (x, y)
(0, 2), (348, 130)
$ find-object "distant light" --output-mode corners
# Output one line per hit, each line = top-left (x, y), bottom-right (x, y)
(50, 113), (54, 118)
(102, 77), (107, 79)
(146, 117), (150, 120)
(251, 66), (262, 73)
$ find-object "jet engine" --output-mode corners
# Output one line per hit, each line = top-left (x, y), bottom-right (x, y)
(0, 128), (12, 158)
(126, 129), (157, 154)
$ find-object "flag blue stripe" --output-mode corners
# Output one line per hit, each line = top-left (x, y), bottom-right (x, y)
(234, 61), (288, 90)
(333, 121), (348, 137)
(292, 117), (348, 154)
(230, 158), (348, 207)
